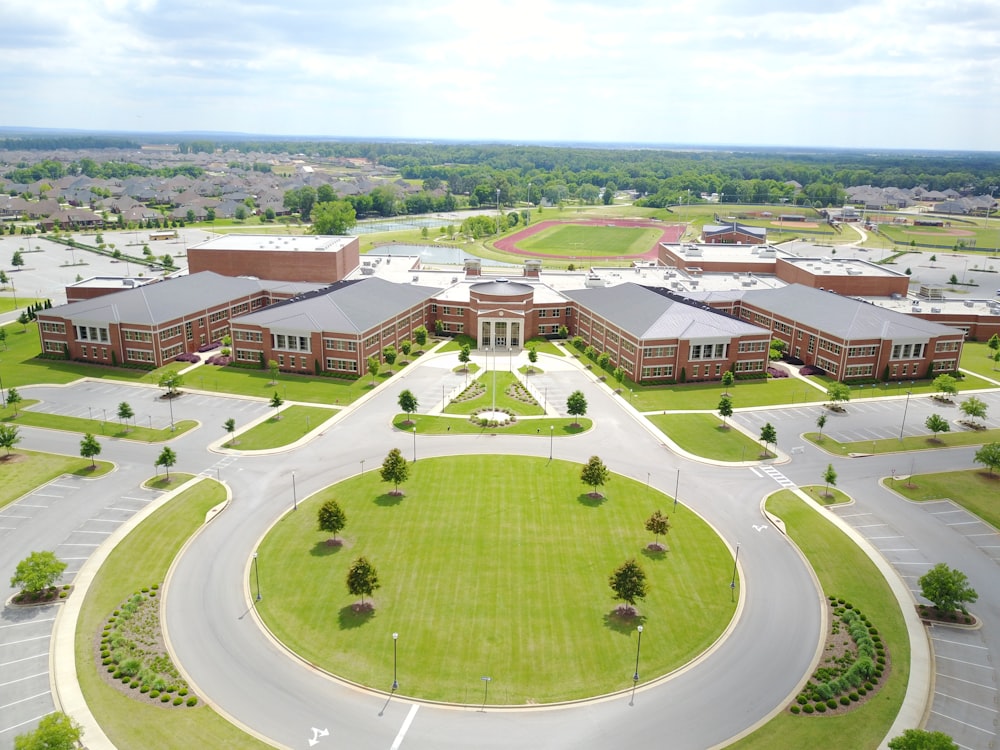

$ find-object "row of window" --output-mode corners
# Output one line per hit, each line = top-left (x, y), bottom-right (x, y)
(235, 329), (263, 342)
(935, 340), (960, 353)
(326, 358), (359, 372)
(123, 329), (153, 342)
(737, 341), (768, 353)
(162, 343), (184, 360)
(273, 334), (311, 353)
(847, 345), (878, 358)
(324, 338), (357, 352)
(690, 343), (729, 360)
(76, 325), (109, 343)
(41, 322), (65, 334)
(891, 343), (926, 360)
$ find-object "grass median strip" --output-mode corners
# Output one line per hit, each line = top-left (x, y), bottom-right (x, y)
(892, 469), (1000, 529)
(2, 401), (195, 441)
(731, 491), (909, 750)
(806, 428), (1000, 456)
(0, 449), (113, 510)
(228, 405), (336, 450)
(75, 478), (272, 749)
(393, 414), (590, 435)
(648, 413), (763, 461)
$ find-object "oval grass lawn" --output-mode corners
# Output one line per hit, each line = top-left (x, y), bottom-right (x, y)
(255, 455), (735, 704)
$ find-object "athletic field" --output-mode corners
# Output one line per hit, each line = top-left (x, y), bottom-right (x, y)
(496, 218), (684, 261)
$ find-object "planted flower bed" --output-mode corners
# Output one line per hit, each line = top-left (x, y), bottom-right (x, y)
(789, 596), (888, 716)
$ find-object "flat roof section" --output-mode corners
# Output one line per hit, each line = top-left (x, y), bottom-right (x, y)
(189, 234), (356, 253)
(779, 256), (905, 279)
(661, 243), (790, 265)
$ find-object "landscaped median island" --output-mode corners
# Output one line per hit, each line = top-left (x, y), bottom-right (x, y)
(647, 413), (764, 462)
(75, 477), (273, 749)
(1, 400), (196, 441)
(890, 468), (1000, 531)
(731, 491), (909, 750)
(0, 448), (113, 510)
(254, 455), (737, 704)
(806, 427), (1000, 456)
(226, 404), (337, 450)
(392, 415), (590, 435)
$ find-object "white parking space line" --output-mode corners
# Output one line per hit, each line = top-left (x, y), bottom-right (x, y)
(50, 483), (77, 490)
(0, 619), (55, 630)
(932, 637), (988, 650)
(867, 535), (904, 540)
(936, 673), (998, 690)
(878, 548), (918, 552)
(33, 493), (63, 498)
(0, 636), (50, 648)
(85, 518), (121, 523)
(104, 507), (138, 513)
(947, 521), (983, 526)
(0, 515), (31, 520)
(936, 655), (994, 669)
(390, 704), (420, 750)
(58, 543), (100, 547)
(0, 672), (48, 688)
(930, 710), (996, 736)
(0, 712), (52, 736)
(16, 504), (49, 509)
(856, 524), (890, 529)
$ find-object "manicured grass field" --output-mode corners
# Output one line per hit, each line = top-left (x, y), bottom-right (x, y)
(734, 491), (909, 750)
(516, 224), (662, 258)
(647, 413), (763, 461)
(0, 296), (44, 314)
(75, 478), (272, 749)
(877, 222), (1000, 251)
(392, 414), (590, 435)
(631, 377), (824, 412)
(808, 372), (996, 396)
(524, 336), (566, 356)
(805, 427), (1000, 456)
(960, 341), (1000, 381)
(0, 449), (112, 510)
(229, 405), (336, 450)
(800, 485), (851, 506)
(892, 469), (1000, 530)
(444, 371), (545, 416)
(256, 455), (736, 704)
(1, 400), (196, 441)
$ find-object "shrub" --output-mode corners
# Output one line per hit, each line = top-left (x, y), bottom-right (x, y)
(173, 697), (184, 706)
(160, 693), (171, 702)
(802, 704), (814, 714)
(826, 699), (837, 709)
(140, 685), (150, 694)
(178, 688), (188, 697)
(150, 690), (160, 698)
(796, 696), (808, 705)
(840, 696), (850, 705)
(790, 705), (801, 714)
(186, 697), (198, 707)
(130, 680), (140, 689)
(849, 692), (859, 702)
(814, 702), (827, 713)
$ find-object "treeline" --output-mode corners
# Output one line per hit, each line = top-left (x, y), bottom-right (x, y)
(4, 159), (204, 184)
(0, 135), (140, 151)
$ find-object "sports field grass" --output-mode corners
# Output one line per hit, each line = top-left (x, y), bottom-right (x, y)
(256, 455), (736, 704)
(733, 491), (909, 750)
(75, 478), (272, 749)
(877, 222), (1000, 251)
(229, 405), (336, 450)
(515, 224), (662, 258)
(0, 449), (113, 510)
(647, 413), (763, 461)
(892, 468), (1000, 530)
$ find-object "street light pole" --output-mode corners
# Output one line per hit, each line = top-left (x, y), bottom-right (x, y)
(392, 632), (399, 691)
(167, 395), (174, 432)
(730, 542), (740, 601)
(480, 676), (491, 712)
(292, 471), (297, 511)
(673, 469), (680, 512)
(899, 390), (912, 442)
(630, 624), (643, 705)
(412, 427), (417, 462)
(253, 552), (261, 601)
(549, 425), (554, 460)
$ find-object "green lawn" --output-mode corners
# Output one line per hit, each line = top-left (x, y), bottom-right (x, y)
(631, 377), (823, 412)
(806, 427), (1000, 456)
(960, 341), (1000, 381)
(0, 449), (112, 510)
(229, 405), (336, 450)
(516, 224), (662, 259)
(734, 491), (909, 750)
(524, 337), (566, 356)
(808, 372), (996, 397)
(437, 334), (476, 353)
(892, 469), (1000, 529)
(800, 485), (851, 506)
(877, 222), (1000, 251)
(444, 371), (545, 416)
(392, 414), (590, 435)
(0, 297), (44, 314)
(647, 413), (764, 461)
(256, 455), (735, 704)
(1, 400), (196, 441)
(75, 478), (272, 749)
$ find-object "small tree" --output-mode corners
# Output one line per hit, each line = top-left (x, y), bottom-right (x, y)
(155, 446), (177, 479)
(597, 351), (611, 370)
(887, 729), (958, 750)
(919, 562), (978, 614)
(718, 395), (733, 427)
(822, 463), (837, 498)
(974, 442), (1000, 475)
(346, 556), (380, 606)
(116, 401), (134, 432)
(11, 249), (24, 267)
(566, 390), (588, 427)
(367, 355), (380, 385)
(399, 339), (412, 361)
(380, 447), (409, 495)
(645, 510), (670, 551)
(816, 413), (827, 441)
(224, 417), (236, 446)
(398, 389), (418, 424)
(382, 345), (398, 373)
(608, 559), (647, 616)
(759, 422), (777, 456)
(6, 386), (22, 416)
(960, 396), (988, 425)
(993, 350), (1000, 371)
(13, 711), (82, 750)
(0, 326), (7, 350)
(528, 345), (538, 366)
(18, 311), (30, 331)
(458, 343), (471, 370)
(580, 455), (610, 498)
(827, 382), (851, 409)
(932, 374), (958, 399)
(0, 423), (21, 455)
(270, 391), (284, 419)
(317, 499), (347, 542)
(268, 359), (279, 385)
(10, 550), (66, 595)
(558, 324), (569, 339)
(925, 413), (950, 441)
(158, 370), (183, 397)
(721, 370), (734, 394)
(412, 325), (428, 349)
(79, 433), (101, 468)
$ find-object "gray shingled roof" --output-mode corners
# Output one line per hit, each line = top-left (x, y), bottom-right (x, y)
(46, 272), (270, 326)
(741, 285), (961, 340)
(232, 277), (439, 334)
(564, 283), (769, 340)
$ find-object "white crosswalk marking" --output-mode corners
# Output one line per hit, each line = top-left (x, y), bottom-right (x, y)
(759, 465), (796, 488)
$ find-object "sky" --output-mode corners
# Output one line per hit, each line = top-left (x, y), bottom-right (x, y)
(3, 0), (999, 151)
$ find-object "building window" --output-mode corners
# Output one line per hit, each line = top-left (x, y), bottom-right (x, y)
(236, 349), (258, 362)
(935, 340), (960, 353)
(933, 359), (956, 371)
(41, 321), (66, 334)
(326, 358), (359, 372)
(44, 340), (64, 353)
(126, 348), (154, 362)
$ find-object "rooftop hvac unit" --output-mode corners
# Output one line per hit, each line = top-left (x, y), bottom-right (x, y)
(964, 300), (974, 308)
(911, 306), (921, 312)
(741, 280), (752, 287)
(931, 307), (942, 313)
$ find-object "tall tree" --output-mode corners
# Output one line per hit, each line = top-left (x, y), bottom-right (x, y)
(608, 559), (647, 615)
(380, 447), (409, 495)
(79, 433), (101, 468)
(317, 499), (347, 542)
(827, 382), (850, 409)
(932, 374), (958, 399)
(155, 446), (177, 479)
(346, 556), (380, 606)
(270, 391), (284, 419)
(718, 395), (733, 427)
(158, 370), (183, 397)
(960, 396), (988, 425)
(116, 401), (134, 432)
(0, 423), (21, 455)
(645, 510), (670, 550)
(580, 455), (610, 498)
(382, 345), (398, 373)
(412, 325), (428, 349)
(566, 390), (588, 427)
(919, 562), (978, 614)
(987, 333), (1000, 357)
(974, 442), (1000, 475)
(0, 326), (7, 350)
(822, 463), (837, 498)
(458, 343), (471, 369)
(268, 359), (279, 385)
(310, 199), (357, 235)
(816, 413), (827, 440)
(759, 422), (777, 455)
(367, 355), (380, 385)
(11, 250), (24, 267)
(398, 390), (418, 424)
(721, 370), (734, 395)
(10, 550), (66, 594)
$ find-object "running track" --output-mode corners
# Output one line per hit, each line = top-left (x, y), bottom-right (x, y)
(494, 218), (684, 261)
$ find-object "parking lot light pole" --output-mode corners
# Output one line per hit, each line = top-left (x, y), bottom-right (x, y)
(549, 425), (554, 460)
(630, 625), (643, 706)
(253, 552), (261, 602)
(899, 390), (912, 441)
(730, 542), (740, 601)
(392, 632), (399, 691)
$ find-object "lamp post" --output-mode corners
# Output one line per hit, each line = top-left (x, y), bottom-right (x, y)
(412, 427), (417, 462)
(508, 347), (512, 372)
(898, 390), (912, 442)
(252, 552), (261, 602)
(730, 542), (740, 601)
(292, 471), (297, 511)
(480, 676), (492, 711)
(549, 425), (554, 460)
(392, 632), (399, 691)
(491, 347), (497, 416)
(673, 469), (680, 512)
(630, 625), (643, 705)
(167, 395), (174, 432)
(360, 458), (365, 475)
